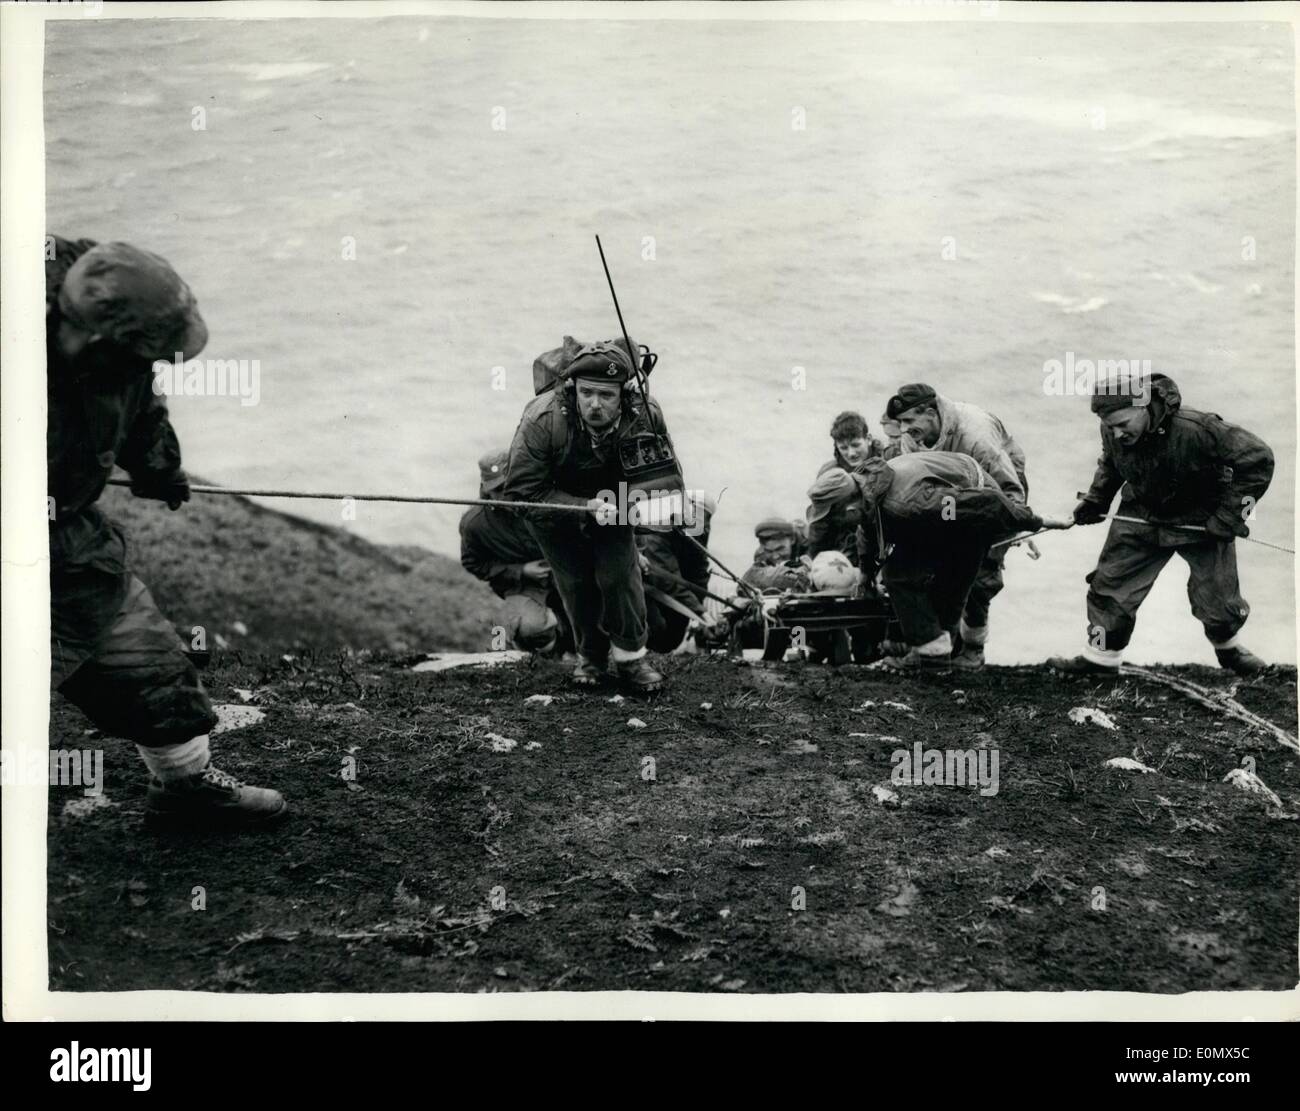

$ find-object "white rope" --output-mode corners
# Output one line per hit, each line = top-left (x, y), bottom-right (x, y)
(1121, 665), (1299, 754)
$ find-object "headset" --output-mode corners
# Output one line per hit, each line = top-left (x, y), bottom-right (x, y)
(560, 341), (682, 497)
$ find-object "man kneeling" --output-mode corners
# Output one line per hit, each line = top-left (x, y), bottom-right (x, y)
(460, 449), (570, 655)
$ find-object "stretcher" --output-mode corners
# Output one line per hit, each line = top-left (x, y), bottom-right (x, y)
(728, 591), (901, 664)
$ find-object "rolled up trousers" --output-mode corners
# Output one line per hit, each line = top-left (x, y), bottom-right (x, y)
(1084, 518), (1249, 652)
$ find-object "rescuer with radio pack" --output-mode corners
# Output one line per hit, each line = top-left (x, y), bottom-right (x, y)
(501, 240), (686, 693)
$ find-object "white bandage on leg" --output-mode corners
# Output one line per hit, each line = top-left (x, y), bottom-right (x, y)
(1210, 634), (1240, 650)
(136, 734), (211, 783)
(609, 644), (648, 663)
(958, 620), (988, 647)
(916, 631), (953, 658)
(1082, 643), (1122, 668)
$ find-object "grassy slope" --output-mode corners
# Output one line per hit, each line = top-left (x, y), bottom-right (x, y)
(46, 483), (1300, 994)
(100, 479), (503, 655)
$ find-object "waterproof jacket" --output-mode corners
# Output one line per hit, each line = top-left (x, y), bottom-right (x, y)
(1078, 374), (1274, 537)
(503, 386), (673, 521)
(805, 446), (885, 561)
(855, 452), (1042, 566)
(459, 502), (545, 597)
(47, 235), (186, 576)
(898, 394), (1028, 501)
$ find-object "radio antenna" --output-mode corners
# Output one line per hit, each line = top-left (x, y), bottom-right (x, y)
(595, 235), (648, 394)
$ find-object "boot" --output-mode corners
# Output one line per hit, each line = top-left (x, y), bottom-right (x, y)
(1047, 654), (1120, 676)
(1215, 645), (1267, 677)
(881, 649), (951, 674)
(145, 764), (287, 830)
(613, 656), (665, 693)
(571, 656), (608, 687)
(951, 644), (985, 671)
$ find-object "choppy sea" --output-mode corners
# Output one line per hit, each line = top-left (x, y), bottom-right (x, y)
(45, 14), (1296, 663)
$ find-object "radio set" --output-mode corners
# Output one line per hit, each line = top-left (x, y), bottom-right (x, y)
(593, 236), (685, 517)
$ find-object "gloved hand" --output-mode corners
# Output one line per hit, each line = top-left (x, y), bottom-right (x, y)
(131, 470), (191, 511)
(691, 610), (719, 634)
(521, 559), (552, 586)
(1204, 514), (1245, 541)
(1072, 500), (1106, 526)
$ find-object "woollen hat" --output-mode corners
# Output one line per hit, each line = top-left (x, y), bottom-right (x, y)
(754, 517), (796, 541)
(478, 449), (510, 493)
(59, 241), (207, 361)
(805, 467), (858, 525)
(809, 550), (860, 595)
(1091, 372), (1151, 415)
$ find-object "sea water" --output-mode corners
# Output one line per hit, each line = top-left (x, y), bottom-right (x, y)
(45, 15), (1296, 664)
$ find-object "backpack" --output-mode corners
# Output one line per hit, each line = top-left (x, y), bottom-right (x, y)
(531, 336), (644, 395)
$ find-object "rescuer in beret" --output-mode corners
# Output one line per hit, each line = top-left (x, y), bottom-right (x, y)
(1049, 371), (1274, 677)
(885, 381), (1029, 669)
(503, 341), (675, 693)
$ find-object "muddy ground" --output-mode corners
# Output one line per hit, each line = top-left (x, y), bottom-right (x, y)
(47, 652), (1299, 994)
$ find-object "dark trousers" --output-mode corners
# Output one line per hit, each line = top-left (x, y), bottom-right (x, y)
(525, 516), (647, 660)
(1085, 519), (1249, 651)
(53, 571), (216, 747)
(962, 543), (1007, 630)
(883, 536), (987, 647)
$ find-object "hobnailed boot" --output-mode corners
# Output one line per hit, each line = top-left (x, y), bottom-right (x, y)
(1047, 654), (1120, 676)
(613, 656), (665, 693)
(145, 765), (288, 830)
(1215, 645), (1267, 677)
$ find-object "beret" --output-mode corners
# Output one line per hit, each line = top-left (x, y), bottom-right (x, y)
(567, 342), (635, 383)
(885, 383), (937, 419)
